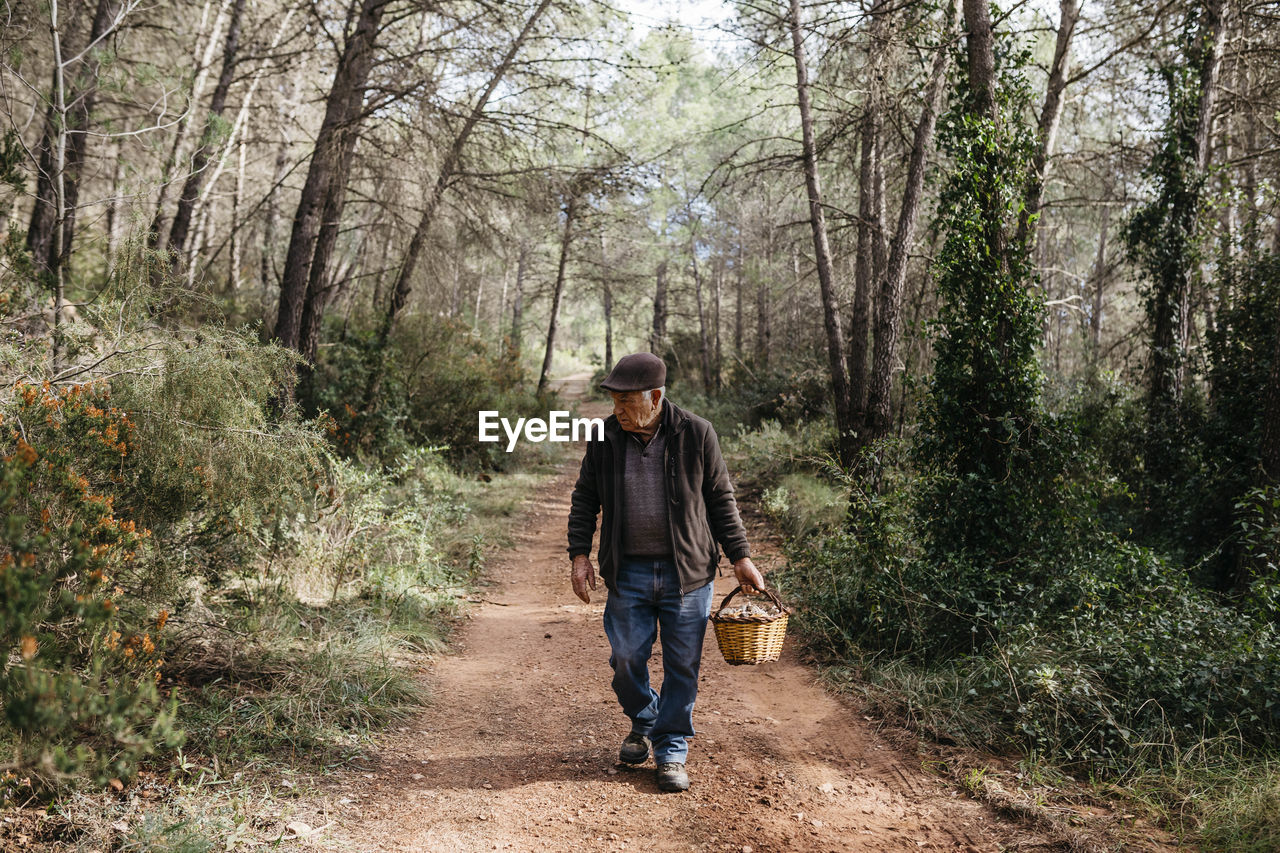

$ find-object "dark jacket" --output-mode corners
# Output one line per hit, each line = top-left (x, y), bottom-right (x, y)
(567, 397), (751, 594)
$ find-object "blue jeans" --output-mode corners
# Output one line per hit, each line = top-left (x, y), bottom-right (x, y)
(603, 556), (714, 765)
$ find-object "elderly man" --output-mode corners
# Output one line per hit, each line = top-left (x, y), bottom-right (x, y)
(567, 352), (764, 793)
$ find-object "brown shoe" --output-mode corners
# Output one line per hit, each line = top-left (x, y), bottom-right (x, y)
(619, 732), (651, 765)
(656, 762), (689, 792)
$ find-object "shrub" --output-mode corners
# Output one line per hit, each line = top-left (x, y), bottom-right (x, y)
(0, 383), (180, 794)
(673, 359), (830, 435)
(310, 317), (547, 469)
(102, 329), (323, 592)
(781, 468), (1280, 769)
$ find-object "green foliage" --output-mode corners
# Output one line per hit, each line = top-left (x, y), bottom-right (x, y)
(117, 811), (217, 852)
(105, 330), (322, 593)
(1239, 485), (1280, 620)
(759, 473), (845, 541)
(0, 259), (461, 797)
(1070, 251), (1280, 588)
(310, 316), (543, 468)
(675, 358), (830, 435)
(784, 493), (1280, 769)
(723, 418), (836, 488)
(0, 383), (180, 794)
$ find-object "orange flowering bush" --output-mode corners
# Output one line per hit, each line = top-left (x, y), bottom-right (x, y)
(0, 382), (179, 793)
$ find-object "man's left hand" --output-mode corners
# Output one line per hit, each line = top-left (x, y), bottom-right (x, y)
(732, 557), (765, 593)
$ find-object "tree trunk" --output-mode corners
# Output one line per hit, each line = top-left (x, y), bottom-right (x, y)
(850, 124), (875, 421)
(105, 134), (124, 257)
(473, 257), (486, 330)
(789, 0), (854, 464)
(26, 102), (57, 274)
(230, 137), (245, 291)
(601, 232), (613, 369)
(261, 139), (288, 299)
(690, 232), (714, 394)
(651, 259), (668, 355)
(274, 0), (386, 354)
(150, 0), (233, 254)
(1192, 0), (1226, 177)
(1015, 0), (1079, 247)
(166, 0), (247, 261)
(1242, 95), (1259, 250)
(1262, 301), (1280, 483)
(850, 0), (890, 424)
(963, 0), (998, 120)
(713, 252), (723, 392)
(603, 280), (613, 370)
(1089, 206), (1110, 354)
(449, 234), (465, 318)
(537, 193), (577, 397)
(497, 260), (509, 343)
(509, 246), (527, 362)
(863, 0), (957, 444)
(756, 227), (772, 366)
(297, 129), (362, 365)
(734, 240), (744, 358)
(27, 0), (117, 285)
(1147, 0), (1227, 413)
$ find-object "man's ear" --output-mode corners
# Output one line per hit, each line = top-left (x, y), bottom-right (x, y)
(650, 389), (662, 405)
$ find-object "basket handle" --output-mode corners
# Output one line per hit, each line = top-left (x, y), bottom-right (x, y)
(716, 584), (787, 614)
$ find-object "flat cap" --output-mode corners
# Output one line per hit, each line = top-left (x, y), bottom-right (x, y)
(599, 352), (666, 392)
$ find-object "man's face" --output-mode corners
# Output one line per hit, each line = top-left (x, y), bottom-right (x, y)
(610, 389), (662, 432)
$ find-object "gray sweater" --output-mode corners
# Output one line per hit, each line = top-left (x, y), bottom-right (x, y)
(621, 424), (673, 557)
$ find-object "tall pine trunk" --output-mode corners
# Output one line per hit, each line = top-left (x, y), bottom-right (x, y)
(27, 0), (117, 280)
(1015, 0), (1079, 247)
(166, 0), (247, 262)
(690, 231), (714, 394)
(789, 0), (854, 466)
(651, 260), (667, 355)
(863, 0), (957, 444)
(733, 240), (744, 358)
(1089, 206), (1111, 358)
(1143, 0), (1227, 417)
(274, 0), (385, 353)
(537, 193), (577, 397)
(509, 246), (527, 363)
(601, 233), (613, 369)
(849, 0), (889, 426)
(756, 226), (772, 366)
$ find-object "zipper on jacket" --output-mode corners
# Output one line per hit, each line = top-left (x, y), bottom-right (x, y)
(664, 436), (683, 595)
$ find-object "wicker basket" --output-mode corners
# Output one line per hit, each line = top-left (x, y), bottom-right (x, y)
(710, 585), (792, 665)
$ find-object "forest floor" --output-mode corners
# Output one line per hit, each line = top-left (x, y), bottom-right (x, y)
(271, 382), (1182, 853)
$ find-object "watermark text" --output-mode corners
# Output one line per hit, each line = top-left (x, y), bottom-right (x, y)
(478, 410), (605, 452)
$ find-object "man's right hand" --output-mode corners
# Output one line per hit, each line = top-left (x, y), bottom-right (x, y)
(571, 554), (597, 603)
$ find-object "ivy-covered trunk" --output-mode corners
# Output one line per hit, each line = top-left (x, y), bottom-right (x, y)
(916, 0), (1048, 604)
(1124, 0), (1227, 422)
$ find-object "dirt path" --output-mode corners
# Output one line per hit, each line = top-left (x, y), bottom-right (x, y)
(288, 399), (1046, 853)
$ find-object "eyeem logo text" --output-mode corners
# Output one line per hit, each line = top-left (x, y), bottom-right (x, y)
(478, 411), (605, 452)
